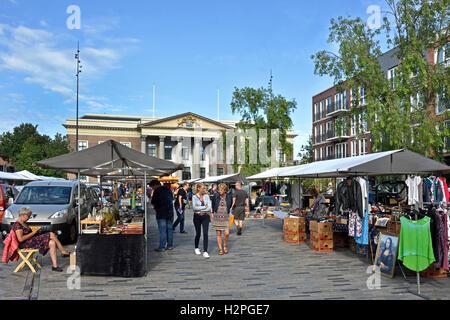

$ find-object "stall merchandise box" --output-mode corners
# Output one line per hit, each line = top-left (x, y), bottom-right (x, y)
(333, 233), (349, 248)
(387, 220), (401, 235)
(420, 265), (448, 279)
(310, 231), (333, 241)
(283, 216), (306, 233)
(284, 231), (307, 244)
(309, 239), (334, 252)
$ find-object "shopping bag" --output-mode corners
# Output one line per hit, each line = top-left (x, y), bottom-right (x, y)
(229, 214), (234, 229)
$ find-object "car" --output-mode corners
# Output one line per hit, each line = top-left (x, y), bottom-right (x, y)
(253, 195), (278, 209)
(372, 180), (407, 205)
(0, 184), (19, 223)
(1, 180), (89, 243)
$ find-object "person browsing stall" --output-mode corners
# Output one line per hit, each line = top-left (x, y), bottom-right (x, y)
(150, 180), (174, 252)
(231, 181), (249, 236)
(310, 188), (328, 220)
(212, 183), (233, 255)
(192, 183), (212, 258)
(173, 182), (189, 234)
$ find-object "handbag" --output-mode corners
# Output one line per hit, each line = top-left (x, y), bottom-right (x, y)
(229, 210), (235, 228)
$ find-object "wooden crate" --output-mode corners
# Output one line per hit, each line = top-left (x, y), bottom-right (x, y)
(310, 239), (334, 252)
(420, 265), (448, 279)
(309, 220), (318, 233)
(284, 231), (307, 243)
(387, 220), (401, 235)
(333, 232), (349, 246)
(318, 222), (333, 234)
(310, 231), (333, 241)
(283, 217), (306, 232)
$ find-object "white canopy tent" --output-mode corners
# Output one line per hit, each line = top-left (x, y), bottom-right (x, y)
(16, 170), (42, 181)
(248, 150), (450, 180)
(0, 171), (34, 181)
(198, 173), (248, 184)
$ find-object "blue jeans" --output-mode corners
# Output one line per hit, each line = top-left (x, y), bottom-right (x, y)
(157, 218), (174, 250)
(172, 209), (185, 232)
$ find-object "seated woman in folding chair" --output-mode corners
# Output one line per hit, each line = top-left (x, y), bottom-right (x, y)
(12, 207), (70, 272)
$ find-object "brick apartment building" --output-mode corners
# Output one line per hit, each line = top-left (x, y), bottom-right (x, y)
(312, 42), (450, 164)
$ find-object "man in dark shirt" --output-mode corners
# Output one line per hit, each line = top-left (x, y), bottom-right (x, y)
(150, 180), (174, 252)
(173, 183), (189, 234)
(231, 181), (249, 236)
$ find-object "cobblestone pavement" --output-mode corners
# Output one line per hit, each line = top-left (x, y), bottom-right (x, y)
(1, 208), (449, 300)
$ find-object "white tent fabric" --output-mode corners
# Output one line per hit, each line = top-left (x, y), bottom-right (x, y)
(246, 166), (299, 180)
(248, 150), (450, 179)
(0, 171), (33, 181)
(16, 170), (42, 181)
(198, 173), (247, 183)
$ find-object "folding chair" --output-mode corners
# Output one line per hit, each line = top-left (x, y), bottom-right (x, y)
(14, 249), (41, 274)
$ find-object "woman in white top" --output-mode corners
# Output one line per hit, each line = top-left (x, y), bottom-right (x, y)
(192, 183), (212, 258)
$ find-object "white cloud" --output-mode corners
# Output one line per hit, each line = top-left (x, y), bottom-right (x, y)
(0, 23), (137, 113)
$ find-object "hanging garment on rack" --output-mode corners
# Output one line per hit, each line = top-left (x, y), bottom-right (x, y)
(335, 178), (363, 218)
(290, 183), (300, 209)
(356, 177), (368, 217)
(439, 177), (450, 202)
(425, 177), (444, 203)
(355, 210), (369, 245)
(405, 176), (423, 206)
(370, 227), (380, 257)
(398, 216), (436, 272)
(433, 210), (449, 270)
(348, 211), (362, 238)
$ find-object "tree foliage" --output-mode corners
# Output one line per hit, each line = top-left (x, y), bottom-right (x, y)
(230, 76), (297, 175)
(298, 135), (314, 164)
(312, 0), (449, 160)
(0, 124), (69, 178)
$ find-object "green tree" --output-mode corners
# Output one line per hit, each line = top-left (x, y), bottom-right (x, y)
(312, 0), (449, 160)
(14, 134), (69, 178)
(298, 135), (314, 164)
(230, 75), (297, 175)
(0, 123), (40, 163)
(0, 124), (70, 178)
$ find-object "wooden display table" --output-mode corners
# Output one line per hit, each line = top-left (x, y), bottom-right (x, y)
(81, 218), (105, 234)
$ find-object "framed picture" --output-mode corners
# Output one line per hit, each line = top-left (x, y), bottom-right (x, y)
(373, 233), (399, 278)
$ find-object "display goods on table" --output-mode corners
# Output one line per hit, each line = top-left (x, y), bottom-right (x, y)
(273, 174), (450, 280)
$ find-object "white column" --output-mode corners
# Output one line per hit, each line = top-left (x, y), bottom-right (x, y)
(193, 137), (201, 179)
(141, 135), (147, 154)
(159, 136), (165, 160)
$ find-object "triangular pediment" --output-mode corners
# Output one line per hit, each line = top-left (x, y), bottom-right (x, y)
(139, 112), (233, 130)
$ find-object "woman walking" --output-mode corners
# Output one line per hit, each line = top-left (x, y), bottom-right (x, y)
(212, 183), (232, 255)
(192, 183), (212, 258)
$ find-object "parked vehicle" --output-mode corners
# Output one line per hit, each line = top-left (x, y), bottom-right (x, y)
(0, 184), (19, 223)
(373, 180), (407, 205)
(1, 180), (89, 243)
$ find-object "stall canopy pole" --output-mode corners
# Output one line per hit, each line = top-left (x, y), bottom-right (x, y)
(144, 171), (148, 276)
(78, 169), (81, 234)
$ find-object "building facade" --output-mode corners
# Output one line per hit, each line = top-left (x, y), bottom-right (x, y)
(312, 43), (450, 163)
(64, 112), (296, 182)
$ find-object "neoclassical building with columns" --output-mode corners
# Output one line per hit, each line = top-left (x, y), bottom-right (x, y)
(64, 112), (296, 182)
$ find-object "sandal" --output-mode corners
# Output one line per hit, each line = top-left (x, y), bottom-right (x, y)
(218, 249), (224, 255)
(223, 247), (228, 254)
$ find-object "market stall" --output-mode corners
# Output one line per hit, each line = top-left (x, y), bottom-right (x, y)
(248, 149), (450, 294)
(35, 140), (183, 278)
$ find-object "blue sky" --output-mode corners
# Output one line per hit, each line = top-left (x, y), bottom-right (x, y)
(0, 0), (388, 158)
